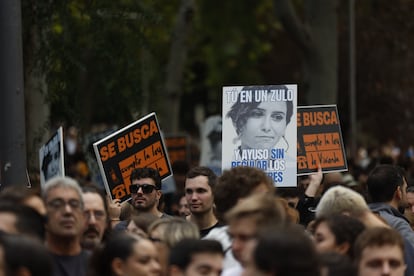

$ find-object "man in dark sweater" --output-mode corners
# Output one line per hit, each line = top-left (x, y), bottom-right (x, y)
(42, 177), (89, 276)
(367, 164), (414, 247)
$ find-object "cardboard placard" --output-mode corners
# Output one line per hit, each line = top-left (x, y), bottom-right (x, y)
(222, 85), (297, 187)
(164, 135), (190, 165)
(297, 105), (348, 175)
(94, 113), (172, 202)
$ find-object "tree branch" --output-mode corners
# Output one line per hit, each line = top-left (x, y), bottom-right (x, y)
(273, 0), (315, 55)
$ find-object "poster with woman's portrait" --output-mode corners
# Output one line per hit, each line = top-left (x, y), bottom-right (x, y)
(222, 85), (297, 187)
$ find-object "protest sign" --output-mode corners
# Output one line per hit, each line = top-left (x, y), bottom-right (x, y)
(39, 127), (65, 186)
(163, 134), (190, 194)
(94, 113), (172, 202)
(222, 85), (297, 187)
(297, 105), (347, 175)
(83, 126), (118, 188)
(199, 115), (222, 176)
(165, 135), (190, 165)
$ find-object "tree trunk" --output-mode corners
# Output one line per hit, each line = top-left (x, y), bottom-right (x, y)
(25, 25), (50, 174)
(163, 0), (196, 133)
(274, 0), (338, 104)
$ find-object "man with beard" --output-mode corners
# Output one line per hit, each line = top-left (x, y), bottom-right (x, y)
(81, 185), (109, 251)
(113, 168), (170, 232)
(129, 167), (169, 218)
(185, 166), (222, 238)
(42, 177), (89, 276)
(367, 164), (414, 248)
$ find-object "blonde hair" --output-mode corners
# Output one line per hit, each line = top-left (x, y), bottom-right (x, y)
(316, 186), (369, 218)
(148, 217), (199, 248)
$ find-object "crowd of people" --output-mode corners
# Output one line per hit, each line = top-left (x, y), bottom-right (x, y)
(3, 140), (414, 275)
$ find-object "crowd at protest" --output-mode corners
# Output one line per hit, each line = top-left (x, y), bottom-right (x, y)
(3, 129), (414, 276)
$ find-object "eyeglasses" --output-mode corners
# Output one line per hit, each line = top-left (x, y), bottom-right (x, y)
(84, 210), (106, 221)
(47, 198), (82, 211)
(130, 184), (158, 194)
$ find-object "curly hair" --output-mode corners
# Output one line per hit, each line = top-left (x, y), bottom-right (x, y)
(186, 166), (217, 189)
(214, 166), (274, 221)
(130, 167), (162, 190)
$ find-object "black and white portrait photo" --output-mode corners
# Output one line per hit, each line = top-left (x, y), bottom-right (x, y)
(222, 85), (297, 187)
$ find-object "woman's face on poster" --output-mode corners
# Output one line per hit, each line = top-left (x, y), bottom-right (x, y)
(239, 101), (288, 149)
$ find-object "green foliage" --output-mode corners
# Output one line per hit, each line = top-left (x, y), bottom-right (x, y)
(21, 0), (414, 149)
(22, 0), (180, 128)
(22, 0), (293, 132)
(195, 0), (278, 86)
(181, 0), (291, 119)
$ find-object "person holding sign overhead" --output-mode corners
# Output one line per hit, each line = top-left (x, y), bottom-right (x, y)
(113, 167), (171, 232)
(129, 168), (170, 218)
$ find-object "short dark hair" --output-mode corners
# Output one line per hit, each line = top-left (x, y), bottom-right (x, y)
(81, 184), (111, 241)
(313, 214), (365, 258)
(90, 233), (139, 276)
(0, 232), (53, 276)
(0, 202), (46, 241)
(354, 227), (404, 263)
(81, 184), (109, 216)
(130, 167), (162, 190)
(367, 164), (406, 202)
(254, 225), (320, 276)
(215, 166), (274, 221)
(407, 185), (414, 193)
(0, 185), (42, 203)
(318, 252), (357, 276)
(172, 161), (190, 175)
(186, 166), (217, 189)
(169, 239), (223, 270)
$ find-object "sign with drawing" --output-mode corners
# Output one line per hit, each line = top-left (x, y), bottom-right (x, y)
(94, 113), (172, 202)
(297, 105), (347, 175)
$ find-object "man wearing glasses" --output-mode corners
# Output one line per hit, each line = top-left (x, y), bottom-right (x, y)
(129, 167), (170, 218)
(42, 176), (89, 276)
(113, 167), (170, 232)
